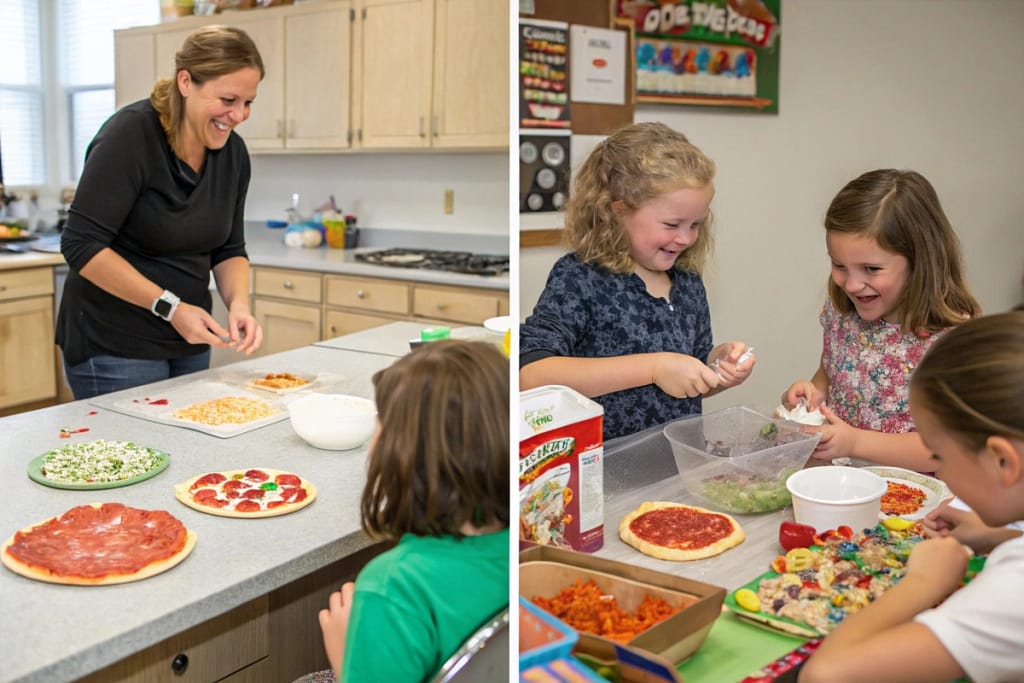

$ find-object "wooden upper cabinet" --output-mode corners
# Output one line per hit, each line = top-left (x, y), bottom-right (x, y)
(356, 0), (433, 149)
(113, 31), (157, 109)
(354, 0), (508, 150)
(283, 3), (352, 149)
(432, 0), (509, 148)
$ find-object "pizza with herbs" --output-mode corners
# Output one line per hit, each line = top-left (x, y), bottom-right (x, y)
(1, 502), (196, 585)
(619, 501), (745, 561)
(174, 468), (317, 518)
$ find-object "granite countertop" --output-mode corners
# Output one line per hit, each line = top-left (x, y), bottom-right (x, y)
(244, 223), (510, 292)
(1, 345), (399, 683)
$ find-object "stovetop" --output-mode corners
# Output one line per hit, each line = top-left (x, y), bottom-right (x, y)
(355, 248), (509, 277)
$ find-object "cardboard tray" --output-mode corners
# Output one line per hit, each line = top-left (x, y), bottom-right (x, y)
(520, 545), (726, 666)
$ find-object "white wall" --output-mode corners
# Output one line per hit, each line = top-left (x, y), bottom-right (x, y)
(246, 151), (509, 236)
(519, 0), (1024, 412)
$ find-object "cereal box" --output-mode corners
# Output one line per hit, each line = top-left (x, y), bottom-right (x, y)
(519, 385), (604, 553)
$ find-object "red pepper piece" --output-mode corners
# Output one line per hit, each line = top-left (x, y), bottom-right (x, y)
(836, 525), (854, 539)
(779, 521), (818, 551)
(771, 555), (787, 574)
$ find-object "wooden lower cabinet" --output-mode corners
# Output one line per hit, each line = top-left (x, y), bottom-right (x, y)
(252, 266), (508, 354)
(253, 298), (322, 357)
(78, 543), (389, 683)
(0, 267), (58, 413)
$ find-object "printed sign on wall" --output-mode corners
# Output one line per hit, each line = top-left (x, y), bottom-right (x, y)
(519, 19), (571, 129)
(616, 0), (781, 112)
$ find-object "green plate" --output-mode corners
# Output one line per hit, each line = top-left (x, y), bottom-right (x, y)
(725, 554), (987, 637)
(27, 448), (170, 490)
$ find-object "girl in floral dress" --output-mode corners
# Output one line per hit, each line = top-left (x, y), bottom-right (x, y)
(782, 169), (979, 472)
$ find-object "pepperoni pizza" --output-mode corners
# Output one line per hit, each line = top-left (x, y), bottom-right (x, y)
(174, 468), (317, 518)
(1, 502), (196, 585)
(619, 501), (745, 561)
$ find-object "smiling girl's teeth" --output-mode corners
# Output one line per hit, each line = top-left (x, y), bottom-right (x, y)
(213, 121), (229, 131)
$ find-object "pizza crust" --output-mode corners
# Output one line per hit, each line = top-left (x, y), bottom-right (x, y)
(1, 504), (197, 585)
(174, 468), (318, 519)
(619, 501), (745, 561)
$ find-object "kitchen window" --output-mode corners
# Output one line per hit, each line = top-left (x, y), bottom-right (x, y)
(0, 0), (159, 191)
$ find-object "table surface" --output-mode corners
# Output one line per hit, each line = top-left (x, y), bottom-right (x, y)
(1, 345), (399, 683)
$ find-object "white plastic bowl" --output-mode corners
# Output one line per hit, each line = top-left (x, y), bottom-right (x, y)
(786, 466), (887, 533)
(287, 393), (377, 451)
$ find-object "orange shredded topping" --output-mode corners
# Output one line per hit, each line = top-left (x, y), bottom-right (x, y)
(881, 481), (928, 516)
(530, 578), (682, 642)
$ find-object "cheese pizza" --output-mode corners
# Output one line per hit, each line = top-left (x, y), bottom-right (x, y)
(248, 372), (312, 393)
(1, 502), (196, 585)
(174, 468), (317, 518)
(620, 501), (745, 561)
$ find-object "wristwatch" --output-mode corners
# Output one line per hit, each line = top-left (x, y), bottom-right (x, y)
(151, 290), (181, 321)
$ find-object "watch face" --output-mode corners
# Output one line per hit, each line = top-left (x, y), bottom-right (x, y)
(155, 299), (173, 317)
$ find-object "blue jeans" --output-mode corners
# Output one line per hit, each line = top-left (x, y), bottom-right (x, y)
(64, 351), (211, 400)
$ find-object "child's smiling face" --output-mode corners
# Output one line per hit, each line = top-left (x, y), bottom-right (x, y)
(826, 232), (910, 323)
(621, 184), (713, 276)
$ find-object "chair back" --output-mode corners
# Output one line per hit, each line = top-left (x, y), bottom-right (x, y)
(429, 606), (510, 683)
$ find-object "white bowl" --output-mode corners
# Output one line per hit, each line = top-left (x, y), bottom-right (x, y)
(786, 466), (887, 533)
(483, 315), (511, 335)
(287, 393), (377, 450)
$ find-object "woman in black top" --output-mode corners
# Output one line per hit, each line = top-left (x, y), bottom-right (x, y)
(57, 25), (265, 399)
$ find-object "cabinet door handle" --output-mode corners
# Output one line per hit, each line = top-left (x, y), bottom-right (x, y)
(283, 281), (294, 290)
(171, 653), (189, 674)
(288, 119), (295, 138)
(356, 289), (366, 299)
(419, 116), (426, 138)
(432, 115), (438, 138)
(329, 325), (337, 335)
(276, 119), (284, 139)
(436, 303), (448, 311)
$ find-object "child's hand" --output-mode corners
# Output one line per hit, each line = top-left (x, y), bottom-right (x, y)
(652, 353), (720, 398)
(904, 536), (972, 600)
(783, 381), (825, 410)
(924, 502), (1021, 555)
(319, 581), (356, 677)
(809, 405), (857, 460)
(709, 342), (755, 388)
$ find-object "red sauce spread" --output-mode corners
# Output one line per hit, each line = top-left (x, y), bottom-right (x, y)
(6, 503), (187, 579)
(630, 507), (733, 549)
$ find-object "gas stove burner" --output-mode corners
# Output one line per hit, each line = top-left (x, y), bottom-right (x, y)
(356, 248), (509, 276)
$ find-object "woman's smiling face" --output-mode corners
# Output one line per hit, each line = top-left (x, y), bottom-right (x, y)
(179, 66), (261, 154)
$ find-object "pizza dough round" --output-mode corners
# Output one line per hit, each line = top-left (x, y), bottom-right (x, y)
(620, 501), (745, 561)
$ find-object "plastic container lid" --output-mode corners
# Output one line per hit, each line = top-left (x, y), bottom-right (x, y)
(420, 326), (451, 341)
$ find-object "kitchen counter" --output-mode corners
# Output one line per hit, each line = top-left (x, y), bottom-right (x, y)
(1, 344), (401, 683)
(0, 249), (63, 271)
(244, 222), (509, 292)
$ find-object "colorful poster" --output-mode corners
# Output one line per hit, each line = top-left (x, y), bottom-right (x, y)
(616, 0), (781, 112)
(519, 19), (571, 129)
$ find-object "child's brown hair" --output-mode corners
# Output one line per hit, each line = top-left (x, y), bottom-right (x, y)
(911, 311), (1024, 451)
(361, 340), (509, 539)
(824, 169), (980, 333)
(564, 121), (716, 275)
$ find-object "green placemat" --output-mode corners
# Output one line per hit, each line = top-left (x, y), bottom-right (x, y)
(676, 610), (806, 682)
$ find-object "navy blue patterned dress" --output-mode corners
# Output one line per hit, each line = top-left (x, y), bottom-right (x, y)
(520, 253), (714, 440)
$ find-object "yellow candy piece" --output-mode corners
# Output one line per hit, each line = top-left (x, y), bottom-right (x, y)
(882, 517), (914, 531)
(502, 329), (511, 358)
(735, 588), (761, 612)
(785, 547), (815, 572)
(781, 573), (802, 587)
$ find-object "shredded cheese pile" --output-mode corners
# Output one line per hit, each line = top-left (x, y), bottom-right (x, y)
(173, 396), (279, 426)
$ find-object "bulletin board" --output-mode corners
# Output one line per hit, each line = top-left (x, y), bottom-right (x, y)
(615, 0), (782, 112)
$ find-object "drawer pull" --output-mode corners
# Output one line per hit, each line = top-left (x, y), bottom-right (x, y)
(171, 653), (189, 674)
(0, 284), (6, 292)
(356, 289), (366, 299)
(436, 303), (447, 311)
(283, 281), (294, 290)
